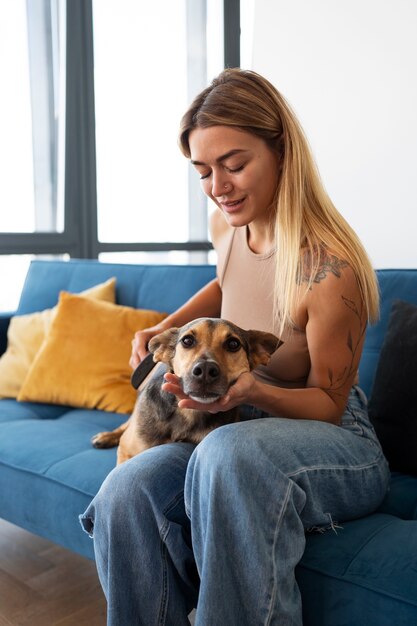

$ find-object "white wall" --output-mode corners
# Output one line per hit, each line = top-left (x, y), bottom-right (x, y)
(251, 0), (417, 268)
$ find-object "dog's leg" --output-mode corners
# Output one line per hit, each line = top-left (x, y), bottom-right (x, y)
(91, 418), (131, 449)
(116, 420), (152, 464)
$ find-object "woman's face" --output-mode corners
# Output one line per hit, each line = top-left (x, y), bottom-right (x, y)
(189, 126), (280, 229)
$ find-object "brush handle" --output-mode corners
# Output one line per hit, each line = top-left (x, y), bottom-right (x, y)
(131, 353), (157, 389)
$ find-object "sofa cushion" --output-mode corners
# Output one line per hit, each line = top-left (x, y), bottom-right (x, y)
(0, 408), (121, 488)
(368, 300), (417, 475)
(0, 398), (71, 424)
(0, 278), (116, 399)
(0, 312), (11, 356)
(17, 293), (167, 414)
(378, 472), (417, 521)
(298, 513), (417, 625)
(359, 269), (417, 397)
(0, 402), (123, 559)
(17, 259), (217, 315)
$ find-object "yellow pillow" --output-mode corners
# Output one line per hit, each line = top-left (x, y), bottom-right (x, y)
(0, 278), (116, 399)
(17, 292), (167, 414)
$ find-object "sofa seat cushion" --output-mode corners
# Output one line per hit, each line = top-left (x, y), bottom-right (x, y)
(378, 472), (417, 521)
(0, 399), (71, 423)
(0, 398), (123, 559)
(0, 402), (122, 496)
(298, 513), (417, 625)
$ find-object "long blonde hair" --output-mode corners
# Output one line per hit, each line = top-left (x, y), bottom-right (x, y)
(179, 69), (379, 336)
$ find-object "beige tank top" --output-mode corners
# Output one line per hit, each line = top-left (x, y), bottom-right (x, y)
(217, 226), (310, 389)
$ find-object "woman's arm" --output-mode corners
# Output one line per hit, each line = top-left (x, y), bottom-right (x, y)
(249, 261), (367, 423)
(130, 278), (222, 367)
(166, 258), (367, 425)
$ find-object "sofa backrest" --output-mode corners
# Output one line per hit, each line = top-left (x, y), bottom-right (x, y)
(17, 259), (216, 316)
(16, 261), (417, 400)
(360, 269), (417, 397)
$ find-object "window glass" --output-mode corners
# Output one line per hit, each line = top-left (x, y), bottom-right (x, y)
(99, 250), (215, 266)
(0, 1), (35, 232)
(240, 0), (255, 69)
(0, 0), (65, 235)
(93, 0), (224, 245)
(93, 0), (189, 243)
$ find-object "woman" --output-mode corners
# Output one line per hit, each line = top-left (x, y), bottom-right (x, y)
(81, 69), (389, 626)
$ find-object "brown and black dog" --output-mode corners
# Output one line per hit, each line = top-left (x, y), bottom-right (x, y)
(92, 318), (280, 464)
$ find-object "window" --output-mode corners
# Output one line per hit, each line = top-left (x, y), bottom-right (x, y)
(0, 0), (66, 310)
(0, 2), (35, 233)
(93, 0), (226, 252)
(93, 0), (189, 244)
(0, 0), (240, 310)
(240, 0), (255, 69)
(0, 0), (65, 234)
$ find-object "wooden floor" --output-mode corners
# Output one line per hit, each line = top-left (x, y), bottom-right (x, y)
(0, 518), (106, 625)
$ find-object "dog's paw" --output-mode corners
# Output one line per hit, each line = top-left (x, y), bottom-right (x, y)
(91, 431), (120, 449)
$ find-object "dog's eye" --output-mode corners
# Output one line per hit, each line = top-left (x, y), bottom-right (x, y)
(225, 337), (241, 352)
(181, 335), (195, 348)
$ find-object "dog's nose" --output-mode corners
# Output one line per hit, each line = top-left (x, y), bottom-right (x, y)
(192, 360), (220, 382)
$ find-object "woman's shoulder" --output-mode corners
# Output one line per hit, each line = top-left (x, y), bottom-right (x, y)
(303, 246), (354, 283)
(209, 209), (234, 250)
(300, 246), (363, 312)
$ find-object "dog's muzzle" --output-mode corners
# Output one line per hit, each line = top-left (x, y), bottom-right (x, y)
(183, 359), (228, 403)
(192, 360), (220, 383)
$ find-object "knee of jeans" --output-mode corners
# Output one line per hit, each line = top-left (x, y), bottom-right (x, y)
(189, 422), (254, 478)
(80, 452), (163, 536)
(185, 424), (244, 515)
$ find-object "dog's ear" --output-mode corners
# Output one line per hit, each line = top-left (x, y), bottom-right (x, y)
(148, 328), (179, 364)
(246, 331), (283, 369)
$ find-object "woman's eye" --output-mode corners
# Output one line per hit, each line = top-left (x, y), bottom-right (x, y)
(181, 335), (195, 348)
(199, 171), (211, 180)
(226, 165), (244, 174)
(225, 337), (241, 352)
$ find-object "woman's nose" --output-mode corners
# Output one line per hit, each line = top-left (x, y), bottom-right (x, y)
(211, 173), (232, 198)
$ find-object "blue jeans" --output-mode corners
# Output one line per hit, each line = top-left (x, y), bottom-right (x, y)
(80, 386), (390, 626)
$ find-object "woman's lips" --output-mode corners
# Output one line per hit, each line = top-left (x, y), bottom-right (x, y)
(220, 197), (246, 213)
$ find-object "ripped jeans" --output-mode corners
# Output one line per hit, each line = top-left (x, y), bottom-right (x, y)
(80, 386), (390, 626)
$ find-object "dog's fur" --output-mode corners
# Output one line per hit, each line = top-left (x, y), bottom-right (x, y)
(92, 318), (280, 464)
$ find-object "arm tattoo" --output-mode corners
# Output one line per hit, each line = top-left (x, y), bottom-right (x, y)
(325, 295), (367, 398)
(312, 256), (348, 284)
(299, 248), (366, 397)
(298, 249), (349, 286)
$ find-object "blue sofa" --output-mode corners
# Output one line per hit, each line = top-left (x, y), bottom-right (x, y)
(0, 259), (416, 624)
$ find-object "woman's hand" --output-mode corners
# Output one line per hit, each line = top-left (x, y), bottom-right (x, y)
(129, 323), (168, 370)
(161, 371), (258, 413)
(129, 278), (223, 370)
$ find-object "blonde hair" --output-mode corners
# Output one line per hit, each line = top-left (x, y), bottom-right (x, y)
(179, 69), (379, 336)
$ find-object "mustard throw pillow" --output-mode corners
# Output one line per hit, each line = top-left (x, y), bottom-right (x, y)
(17, 293), (167, 414)
(0, 278), (116, 399)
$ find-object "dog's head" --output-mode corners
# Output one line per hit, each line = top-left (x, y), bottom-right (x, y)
(148, 318), (281, 403)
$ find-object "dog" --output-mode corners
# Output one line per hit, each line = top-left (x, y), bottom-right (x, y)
(92, 318), (281, 464)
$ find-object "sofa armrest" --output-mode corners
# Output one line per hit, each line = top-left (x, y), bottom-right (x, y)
(0, 312), (14, 357)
